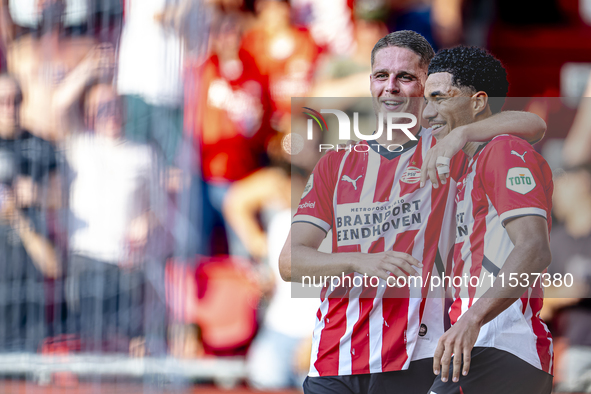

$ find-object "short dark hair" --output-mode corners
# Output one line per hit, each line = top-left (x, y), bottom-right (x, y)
(371, 30), (435, 69)
(428, 46), (509, 113)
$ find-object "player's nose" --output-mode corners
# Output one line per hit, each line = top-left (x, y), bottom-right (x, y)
(422, 100), (436, 120)
(384, 76), (400, 94)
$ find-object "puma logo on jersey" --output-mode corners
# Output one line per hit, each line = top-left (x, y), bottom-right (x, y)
(511, 150), (527, 163)
(342, 175), (363, 190)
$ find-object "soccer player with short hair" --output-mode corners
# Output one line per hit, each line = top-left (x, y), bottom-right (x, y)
(423, 46), (554, 394)
(279, 31), (546, 394)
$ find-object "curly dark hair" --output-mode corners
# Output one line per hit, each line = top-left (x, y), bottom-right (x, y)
(371, 30), (435, 69)
(428, 46), (508, 113)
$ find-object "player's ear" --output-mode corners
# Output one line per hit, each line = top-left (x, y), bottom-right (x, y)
(471, 91), (489, 116)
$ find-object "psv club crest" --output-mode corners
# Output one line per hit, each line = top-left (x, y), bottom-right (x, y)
(401, 166), (421, 184)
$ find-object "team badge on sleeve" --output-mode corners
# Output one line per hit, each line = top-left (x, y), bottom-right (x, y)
(302, 174), (314, 198)
(506, 167), (536, 194)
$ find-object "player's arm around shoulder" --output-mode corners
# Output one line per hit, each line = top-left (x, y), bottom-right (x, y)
(421, 111), (546, 188)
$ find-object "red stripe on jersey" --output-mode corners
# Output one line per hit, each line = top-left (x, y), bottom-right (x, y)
(338, 245), (362, 253)
(450, 249), (465, 325)
(420, 182), (451, 300)
(387, 228), (419, 293)
(337, 151), (367, 205)
(374, 155), (399, 203)
(520, 294), (529, 315)
(314, 298), (349, 376)
(529, 296), (553, 374)
(392, 229), (419, 255)
(381, 295), (410, 370)
(379, 229), (420, 371)
(467, 187), (486, 304)
(351, 293), (376, 374)
(369, 237), (385, 254)
(351, 236), (381, 374)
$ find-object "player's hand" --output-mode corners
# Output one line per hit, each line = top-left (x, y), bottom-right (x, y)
(433, 313), (481, 383)
(351, 251), (423, 282)
(420, 127), (467, 189)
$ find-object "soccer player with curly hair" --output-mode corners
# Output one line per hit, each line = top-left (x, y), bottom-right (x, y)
(424, 46), (554, 394)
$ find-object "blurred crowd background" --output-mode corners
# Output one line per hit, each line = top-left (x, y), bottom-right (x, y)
(0, 0), (591, 392)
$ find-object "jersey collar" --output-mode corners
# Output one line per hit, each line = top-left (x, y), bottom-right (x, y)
(366, 127), (423, 161)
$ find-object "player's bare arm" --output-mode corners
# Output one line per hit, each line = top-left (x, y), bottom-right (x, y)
(433, 215), (551, 383)
(421, 111), (546, 188)
(279, 222), (422, 283)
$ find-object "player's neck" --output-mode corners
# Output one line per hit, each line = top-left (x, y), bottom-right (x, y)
(463, 112), (493, 157)
(462, 141), (486, 158)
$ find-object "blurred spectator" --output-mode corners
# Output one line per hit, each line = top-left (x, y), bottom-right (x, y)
(65, 83), (165, 354)
(242, 0), (320, 129)
(223, 155), (319, 390)
(563, 71), (591, 167)
(312, 17), (387, 97)
(545, 165), (591, 392)
(376, 0), (463, 50)
(6, 0), (88, 30)
(0, 73), (61, 352)
(0, 0), (114, 141)
(192, 10), (274, 257)
(117, 0), (186, 166)
(291, 0), (355, 56)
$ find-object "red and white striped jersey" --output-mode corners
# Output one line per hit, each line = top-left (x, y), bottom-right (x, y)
(293, 128), (468, 377)
(451, 134), (554, 374)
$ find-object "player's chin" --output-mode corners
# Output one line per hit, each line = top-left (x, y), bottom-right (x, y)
(431, 126), (448, 141)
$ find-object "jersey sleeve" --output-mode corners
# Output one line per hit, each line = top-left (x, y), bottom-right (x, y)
(480, 138), (551, 227)
(449, 150), (470, 182)
(292, 152), (341, 233)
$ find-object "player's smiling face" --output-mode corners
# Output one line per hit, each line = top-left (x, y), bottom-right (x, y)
(422, 72), (475, 140)
(370, 46), (427, 123)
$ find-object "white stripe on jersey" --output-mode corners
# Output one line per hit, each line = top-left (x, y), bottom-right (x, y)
(368, 285), (386, 373)
(309, 286), (333, 377)
(294, 215), (331, 232)
(339, 278), (363, 375)
(499, 207), (547, 227)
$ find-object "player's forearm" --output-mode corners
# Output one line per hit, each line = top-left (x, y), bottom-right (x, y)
(456, 111), (546, 145)
(463, 240), (551, 328)
(280, 242), (356, 283)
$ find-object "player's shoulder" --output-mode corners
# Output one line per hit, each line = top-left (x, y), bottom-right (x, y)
(315, 148), (348, 170)
(488, 134), (532, 148)
(480, 134), (537, 159)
